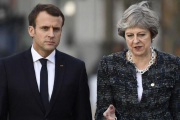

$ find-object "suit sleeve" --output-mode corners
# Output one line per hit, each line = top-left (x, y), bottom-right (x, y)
(170, 56), (180, 119)
(73, 62), (92, 120)
(0, 59), (8, 120)
(95, 56), (115, 120)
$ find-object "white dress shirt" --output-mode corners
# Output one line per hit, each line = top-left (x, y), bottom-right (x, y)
(136, 73), (143, 102)
(31, 46), (55, 101)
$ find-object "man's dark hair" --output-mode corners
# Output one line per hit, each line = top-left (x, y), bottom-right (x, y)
(28, 4), (65, 28)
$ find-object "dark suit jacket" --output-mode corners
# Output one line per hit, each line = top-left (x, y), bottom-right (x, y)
(0, 48), (92, 120)
(95, 49), (180, 120)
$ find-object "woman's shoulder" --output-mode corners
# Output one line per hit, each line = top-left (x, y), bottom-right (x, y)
(156, 49), (180, 64)
(101, 49), (127, 61)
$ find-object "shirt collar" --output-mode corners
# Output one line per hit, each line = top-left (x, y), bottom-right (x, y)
(31, 45), (55, 64)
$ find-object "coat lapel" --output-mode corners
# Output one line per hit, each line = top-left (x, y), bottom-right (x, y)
(45, 50), (65, 116)
(116, 51), (139, 105)
(22, 48), (45, 113)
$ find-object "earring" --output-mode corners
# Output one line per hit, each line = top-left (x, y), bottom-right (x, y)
(152, 39), (154, 42)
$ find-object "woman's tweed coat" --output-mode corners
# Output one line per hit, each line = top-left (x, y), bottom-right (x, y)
(95, 49), (180, 120)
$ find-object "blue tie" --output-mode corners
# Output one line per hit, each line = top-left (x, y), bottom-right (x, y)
(39, 58), (49, 112)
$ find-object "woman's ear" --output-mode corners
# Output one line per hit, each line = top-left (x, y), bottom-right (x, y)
(28, 26), (35, 38)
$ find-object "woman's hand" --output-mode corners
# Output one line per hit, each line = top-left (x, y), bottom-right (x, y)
(103, 104), (117, 120)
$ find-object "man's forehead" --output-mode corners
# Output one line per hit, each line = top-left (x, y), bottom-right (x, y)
(35, 14), (62, 27)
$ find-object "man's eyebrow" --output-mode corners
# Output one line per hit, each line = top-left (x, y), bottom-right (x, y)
(40, 26), (49, 28)
(53, 26), (61, 28)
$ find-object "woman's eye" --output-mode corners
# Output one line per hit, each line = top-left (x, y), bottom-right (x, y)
(139, 34), (145, 36)
(127, 35), (133, 37)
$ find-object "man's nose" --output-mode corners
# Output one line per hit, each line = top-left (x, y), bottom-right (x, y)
(48, 28), (54, 38)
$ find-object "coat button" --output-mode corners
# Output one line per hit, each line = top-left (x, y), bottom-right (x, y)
(151, 83), (155, 87)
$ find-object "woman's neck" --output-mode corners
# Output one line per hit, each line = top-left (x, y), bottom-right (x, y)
(132, 53), (151, 70)
(127, 48), (152, 70)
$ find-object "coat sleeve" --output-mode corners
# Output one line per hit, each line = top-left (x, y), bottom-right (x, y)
(95, 56), (115, 120)
(73, 62), (92, 120)
(0, 59), (8, 120)
(169, 56), (180, 119)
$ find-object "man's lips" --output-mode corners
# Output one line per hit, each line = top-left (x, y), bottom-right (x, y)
(45, 41), (55, 44)
(134, 46), (142, 48)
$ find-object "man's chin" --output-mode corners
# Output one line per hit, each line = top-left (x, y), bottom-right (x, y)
(44, 47), (56, 52)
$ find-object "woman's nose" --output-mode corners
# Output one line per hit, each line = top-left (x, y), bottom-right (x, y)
(133, 36), (139, 43)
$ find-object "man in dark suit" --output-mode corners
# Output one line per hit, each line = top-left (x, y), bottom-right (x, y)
(0, 4), (92, 120)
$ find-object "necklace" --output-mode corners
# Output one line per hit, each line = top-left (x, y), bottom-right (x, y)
(127, 47), (156, 74)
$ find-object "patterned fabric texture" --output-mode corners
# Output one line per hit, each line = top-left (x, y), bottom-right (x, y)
(95, 49), (180, 120)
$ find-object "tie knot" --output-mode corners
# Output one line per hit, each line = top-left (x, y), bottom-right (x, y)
(39, 58), (47, 66)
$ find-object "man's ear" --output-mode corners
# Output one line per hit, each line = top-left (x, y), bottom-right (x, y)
(28, 26), (35, 38)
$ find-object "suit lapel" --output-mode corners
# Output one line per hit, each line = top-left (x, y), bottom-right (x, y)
(45, 50), (65, 116)
(22, 48), (45, 113)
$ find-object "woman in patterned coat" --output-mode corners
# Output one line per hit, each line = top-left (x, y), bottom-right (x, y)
(95, 1), (180, 120)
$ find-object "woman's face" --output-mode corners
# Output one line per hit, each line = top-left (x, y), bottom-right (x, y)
(125, 26), (152, 57)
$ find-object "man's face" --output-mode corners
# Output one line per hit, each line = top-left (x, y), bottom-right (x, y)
(28, 11), (63, 57)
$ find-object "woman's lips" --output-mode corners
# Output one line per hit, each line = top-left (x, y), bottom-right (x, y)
(134, 46), (142, 50)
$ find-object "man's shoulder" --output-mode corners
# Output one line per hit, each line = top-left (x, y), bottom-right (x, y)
(56, 50), (84, 64)
(0, 50), (28, 69)
(2, 50), (27, 62)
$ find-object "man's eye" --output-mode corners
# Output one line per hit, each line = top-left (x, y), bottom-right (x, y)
(42, 27), (48, 30)
(54, 28), (60, 31)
